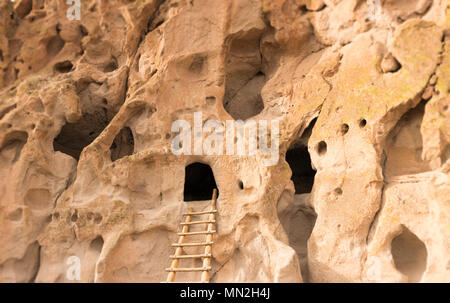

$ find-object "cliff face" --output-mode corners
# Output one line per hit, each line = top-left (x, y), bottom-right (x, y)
(0, 0), (449, 283)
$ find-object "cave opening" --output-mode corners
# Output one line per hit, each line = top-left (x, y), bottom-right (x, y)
(384, 101), (430, 178)
(183, 162), (218, 202)
(286, 120), (317, 194)
(286, 145), (316, 194)
(391, 226), (428, 282)
(1, 131), (28, 163)
(53, 109), (109, 161)
(223, 30), (266, 121)
(110, 127), (134, 162)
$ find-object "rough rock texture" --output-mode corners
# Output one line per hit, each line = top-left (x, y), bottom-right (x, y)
(0, 0), (449, 283)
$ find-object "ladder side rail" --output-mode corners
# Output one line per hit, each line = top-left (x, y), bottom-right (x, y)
(201, 189), (217, 283)
(166, 207), (193, 282)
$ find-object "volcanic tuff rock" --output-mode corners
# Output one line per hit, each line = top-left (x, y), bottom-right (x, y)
(0, 0), (449, 282)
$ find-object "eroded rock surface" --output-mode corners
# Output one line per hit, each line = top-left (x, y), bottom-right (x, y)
(0, 0), (449, 282)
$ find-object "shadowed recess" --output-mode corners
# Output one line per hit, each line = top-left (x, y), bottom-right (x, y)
(110, 127), (134, 161)
(183, 162), (218, 202)
(286, 146), (316, 194)
(286, 119), (317, 194)
(391, 226), (427, 282)
(53, 110), (109, 161)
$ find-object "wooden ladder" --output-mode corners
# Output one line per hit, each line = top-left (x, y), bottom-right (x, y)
(165, 189), (217, 283)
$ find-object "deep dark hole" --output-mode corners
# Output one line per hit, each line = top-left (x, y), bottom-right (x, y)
(80, 25), (89, 37)
(54, 61), (73, 73)
(317, 141), (327, 155)
(53, 110), (109, 161)
(286, 146), (316, 194)
(359, 119), (367, 128)
(341, 123), (349, 135)
(184, 162), (218, 202)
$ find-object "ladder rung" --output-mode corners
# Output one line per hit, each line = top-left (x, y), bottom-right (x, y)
(178, 231), (216, 236)
(165, 267), (212, 272)
(180, 220), (216, 225)
(170, 254), (212, 259)
(172, 242), (214, 247)
(183, 210), (217, 216)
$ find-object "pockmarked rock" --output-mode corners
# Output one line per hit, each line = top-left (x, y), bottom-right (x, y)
(0, 0), (448, 283)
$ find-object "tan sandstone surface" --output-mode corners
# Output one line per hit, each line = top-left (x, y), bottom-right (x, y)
(0, 0), (449, 283)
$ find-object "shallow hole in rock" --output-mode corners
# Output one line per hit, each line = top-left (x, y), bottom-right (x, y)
(103, 58), (118, 72)
(277, 191), (317, 282)
(183, 162), (219, 202)
(79, 25), (89, 37)
(384, 101), (430, 177)
(110, 127), (134, 162)
(71, 210), (78, 222)
(24, 188), (51, 210)
(206, 96), (216, 105)
(359, 119), (367, 128)
(188, 55), (206, 74)
(391, 226), (427, 282)
(8, 208), (23, 221)
(223, 30), (266, 120)
(316, 141), (327, 156)
(89, 236), (104, 253)
(54, 61), (73, 73)
(0, 50), (4, 61)
(224, 70), (265, 120)
(334, 187), (343, 195)
(46, 35), (65, 57)
(94, 214), (102, 224)
(341, 123), (349, 135)
(1, 131), (28, 163)
(53, 109), (109, 161)
(238, 180), (244, 190)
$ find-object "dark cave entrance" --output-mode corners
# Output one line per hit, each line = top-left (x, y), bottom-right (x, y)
(183, 162), (218, 202)
(286, 118), (317, 195)
(286, 119), (317, 194)
(286, 145), (316, 194)
(53, 109), (109, 161)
